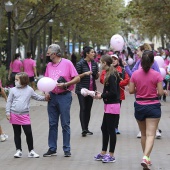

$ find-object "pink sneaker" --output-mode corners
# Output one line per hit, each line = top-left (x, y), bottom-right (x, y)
(141, 156), (151, 170)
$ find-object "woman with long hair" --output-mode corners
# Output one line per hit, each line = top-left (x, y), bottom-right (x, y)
(123, 43), (162, 139)
(129, 51), (163, 169)
(94, 54), (120, 163)
(75, 46), (99, 137)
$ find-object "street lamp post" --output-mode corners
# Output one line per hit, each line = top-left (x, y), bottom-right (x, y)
(48, 19), (54, 45)
(60, 22), (63, 55)
(5, 1), (13, 70)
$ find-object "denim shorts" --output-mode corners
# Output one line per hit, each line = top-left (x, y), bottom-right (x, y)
(134, 102), (161, 121)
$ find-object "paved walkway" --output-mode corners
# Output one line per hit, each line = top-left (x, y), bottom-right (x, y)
(0, 81), (170, 170)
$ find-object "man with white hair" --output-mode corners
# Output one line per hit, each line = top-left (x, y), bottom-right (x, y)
(43, 44), (80, 157)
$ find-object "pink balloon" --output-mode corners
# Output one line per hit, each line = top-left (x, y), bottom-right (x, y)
(159, 68), (166, 78)
(127, 58), (134, 65)
(110, 34), (124, 51)
(154, 56), (164, 68)
(37, 77), (56, 92)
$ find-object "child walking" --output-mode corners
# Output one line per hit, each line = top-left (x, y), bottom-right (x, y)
(94, 55), (120, 163)
(6, 72), (47, 158)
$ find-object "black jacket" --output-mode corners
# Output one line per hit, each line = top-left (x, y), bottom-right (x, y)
(75, 59), (99, 94)
(101, 74), (120, 104)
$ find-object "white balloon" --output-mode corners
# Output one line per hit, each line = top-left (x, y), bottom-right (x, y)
(110, 34), (124, 51)
(127, 58), (134, 65)
(159, 68), (166, 78)
(37, 77), (56, 92)
(154, 56), (164, 68)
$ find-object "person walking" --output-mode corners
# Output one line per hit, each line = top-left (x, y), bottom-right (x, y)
(8, 53), (23, 87)
(100, 54), (129, 134)
(43, 44), (80, 157)
(123, 43), (162, 139)
(129, 51), (163, 169)
(6, 72), (47, 158)
(75, 46), (99, 137)
(94, 54), (120, 163)
(23, 52), (38, 91)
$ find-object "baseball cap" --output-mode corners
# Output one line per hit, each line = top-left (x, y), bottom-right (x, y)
(111, 54), (118, 59)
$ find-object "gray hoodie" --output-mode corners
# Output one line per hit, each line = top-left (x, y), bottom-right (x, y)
(6, 85), (45, 115)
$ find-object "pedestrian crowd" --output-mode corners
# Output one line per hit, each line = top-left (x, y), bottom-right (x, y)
(0, 43), (169, 170)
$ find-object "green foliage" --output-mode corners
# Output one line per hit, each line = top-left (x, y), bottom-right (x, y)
(1, 0), (126, 58)
(126, 0), (170, 39)
(0, 65), (7, 87)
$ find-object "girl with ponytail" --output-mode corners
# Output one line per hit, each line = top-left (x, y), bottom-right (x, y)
(129, 50), (164, 169)
(94, 54), (120, 163)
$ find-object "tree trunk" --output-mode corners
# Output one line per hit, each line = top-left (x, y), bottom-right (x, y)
(72, 32), (76, 53)
(161, 34), (165, 49)
(43, 26), (46, 67)
(11, 30), (18, 59)
(78, 37), (81, 54)
(97, 44), (100, 51)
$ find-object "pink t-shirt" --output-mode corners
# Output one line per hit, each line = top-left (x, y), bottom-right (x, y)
(131, 68), (163, 105)
(23, 58), (36, 77)
(164, 59), (170, 66)
(104, 103), (120, 114)
(10, 59), (23, 72)
(87, 62), (93, 90)
(45, 58), (78, 94)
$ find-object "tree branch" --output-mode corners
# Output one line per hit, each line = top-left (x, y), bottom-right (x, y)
(162, 0), (167, 5)
(17, 3), (59, 31)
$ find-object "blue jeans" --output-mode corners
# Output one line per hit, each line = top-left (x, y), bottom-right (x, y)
(47, 92), (72, 152)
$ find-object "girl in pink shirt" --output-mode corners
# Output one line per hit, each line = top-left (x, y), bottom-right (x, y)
(129, 51), (164, 170)
(8, 53), (23, 87)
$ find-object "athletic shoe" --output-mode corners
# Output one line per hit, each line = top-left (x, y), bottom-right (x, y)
(82, 130), (87, 137)
(102, 155), (116, 163)
(0, 135), (6, 142)
(64, 151), (71, 157)
(147, 157), (152, 166)
(14, 149), (22, 158)
(94, 153), (106, 161)
(155, 129), (161, 139)
(28, 150), (40, 158)
(3, 134), (8, 139)
(43, 149), (57, 157)
(115, 128), (120, 134)
(86, 130), (93, 135)
(141, 156), (151, 170)
(137, 131), (141, 138)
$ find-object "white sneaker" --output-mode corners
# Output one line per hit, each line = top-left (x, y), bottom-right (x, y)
(0, 134), (6, 142)
(14, 149), (22, 158)
(137, 131), (141, 138)
(28, 150), (40, 158)
(155, 129), (161, 139)
(0, 134), (8, 142)
(3, 134), (8, 139)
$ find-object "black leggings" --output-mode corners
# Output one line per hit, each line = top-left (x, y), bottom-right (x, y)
(12, 124), (34, 152)
(77, 94), (93, 131)
(101, 114), (118, 153)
